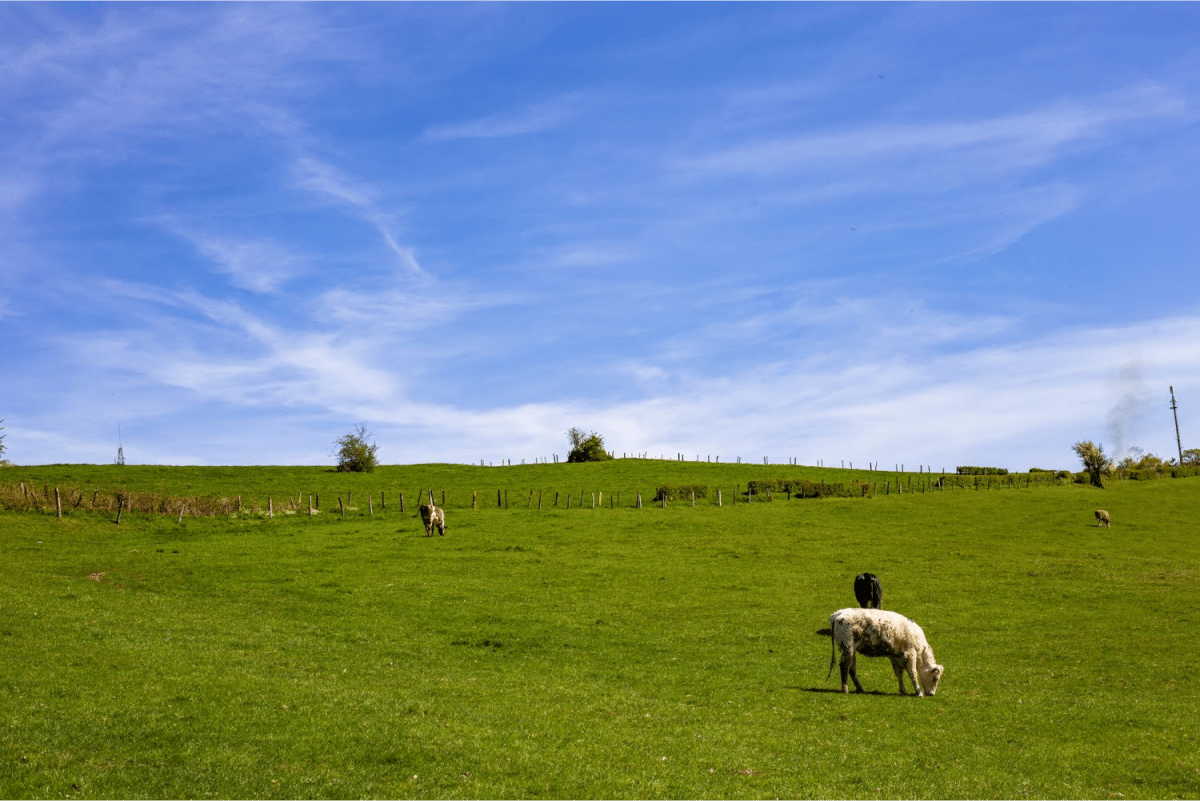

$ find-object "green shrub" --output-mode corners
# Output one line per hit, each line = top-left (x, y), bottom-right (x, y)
(956, 466), (1009, 475)
(747, 478), (860, 499)
(566, 428), (613, 463)
(335, 425), (379, 473)
(653, 484), (708, 501)
(1072, 441), (1112, 488)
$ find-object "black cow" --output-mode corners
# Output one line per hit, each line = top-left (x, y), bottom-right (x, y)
(854, 572), (882, 609)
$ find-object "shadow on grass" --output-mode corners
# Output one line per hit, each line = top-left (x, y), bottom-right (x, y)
(785, 686), (896, 696)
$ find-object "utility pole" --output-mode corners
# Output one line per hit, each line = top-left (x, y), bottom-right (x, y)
(1170, 386), (1183, 466)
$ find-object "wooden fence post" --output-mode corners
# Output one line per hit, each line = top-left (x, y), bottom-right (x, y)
(636, 492), (642, 508)
(309, 495), (314, 517)
(718, 489), (722, 507)
(472, 491), (477, 509)
(497, 489), (502, 508)
(55, 488), (62, 519)
(400, 493), (405, 513)
(554, 492), (559, 507)
(339, 497), (344, 517)
(115, 496), (123, 525)
(269, 497), (274, 518)
(538, 490), (543, 510)
(505, 490), (509, 510)
(567, 493), (572, 510)
(369, 496), (374, 516)
(691, 490), (695, 508)
(178, 504), (185, 524)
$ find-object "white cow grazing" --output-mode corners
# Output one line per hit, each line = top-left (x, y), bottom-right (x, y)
(419, 503), (446, 537)
(819, 608), (944, 697)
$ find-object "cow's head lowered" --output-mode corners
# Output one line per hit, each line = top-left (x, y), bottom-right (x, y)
(917, 656), (944, 696)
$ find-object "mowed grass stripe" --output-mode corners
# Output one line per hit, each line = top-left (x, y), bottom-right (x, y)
(0, 465), (1196, 798)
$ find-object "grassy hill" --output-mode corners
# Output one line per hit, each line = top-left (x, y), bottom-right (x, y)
(1, 461), (1196, 798)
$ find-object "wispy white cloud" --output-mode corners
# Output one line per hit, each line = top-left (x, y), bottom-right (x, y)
(169, 232), (303, 294)
(677, 83), (1189, 180)
(424, 94), (584, 141)
(292, 156), (424, 275)
(30, 264), (1200, 471)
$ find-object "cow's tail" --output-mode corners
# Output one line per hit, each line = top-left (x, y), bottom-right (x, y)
(815, 627), (836, 679)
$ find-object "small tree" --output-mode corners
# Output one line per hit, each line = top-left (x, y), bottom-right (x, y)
(1182, 448), (1200, 466)
(0, 418), (5, 464)
(566, 427), (613, 463)
(335, 425), (379, 473)
(1072, 440), (1112, 488)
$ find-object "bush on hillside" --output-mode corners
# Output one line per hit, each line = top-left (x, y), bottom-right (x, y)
(1072, 441), (1112, 489)
(956, 466), (1009, 475)
(747, 478), (860, 499)
(654, 485), (709, 502)
(1118, 451), (1167, 470)
(566, 428), (613, 463)
(335, 425), (379, 473)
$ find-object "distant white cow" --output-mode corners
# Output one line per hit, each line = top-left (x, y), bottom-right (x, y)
(1094, 509), (1111, 527)
(817, 608), (944, 697)
(419, 503), (446, 537)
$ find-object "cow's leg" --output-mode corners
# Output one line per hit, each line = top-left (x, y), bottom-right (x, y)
(844, 653), (865, 693)
(904, 657), (925, 697)
(839, 653), (851, 693)
(892, 659), (909, 695)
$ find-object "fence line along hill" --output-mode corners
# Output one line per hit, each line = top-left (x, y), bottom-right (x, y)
(4, 460), (1194, 522)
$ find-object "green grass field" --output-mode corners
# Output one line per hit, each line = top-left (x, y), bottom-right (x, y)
(1, 461), (1197, 799)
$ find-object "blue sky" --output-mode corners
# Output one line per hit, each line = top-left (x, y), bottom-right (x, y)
(3, 2), (1199, 469)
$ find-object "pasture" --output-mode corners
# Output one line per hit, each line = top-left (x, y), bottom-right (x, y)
(1, 461), (1197, 799)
